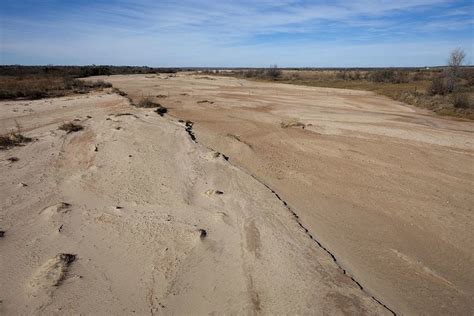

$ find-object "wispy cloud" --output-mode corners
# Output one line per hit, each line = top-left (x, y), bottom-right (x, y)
(1, 0), (472, 66)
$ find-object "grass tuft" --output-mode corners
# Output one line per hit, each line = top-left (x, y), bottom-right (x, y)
(59, 122), (84, 133)
(0, 132), (32, 150)
(137, 97), (158, 108)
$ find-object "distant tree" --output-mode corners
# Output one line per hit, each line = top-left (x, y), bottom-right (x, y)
(266, 64), (282, 79)
(429, 48), (466, 95)
(446, 48), (466, 92)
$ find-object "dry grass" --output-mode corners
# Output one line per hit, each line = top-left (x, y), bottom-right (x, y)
(280, 120), (306, 129)
(0, 132), (32, 150)
(0, 76), (112, 100)
(224, 69), (474, 119)
(59, 122), (84, 133)
(112, 88), (128, 96)
(197, 100), (214, 104)
(137, 97), (158, 108)
(136, 96), (168, 116)
(0, 121), (33, 150)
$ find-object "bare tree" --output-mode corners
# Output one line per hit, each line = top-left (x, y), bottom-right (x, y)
(266, 64), (282, 79)
(447, 48), (466, 92)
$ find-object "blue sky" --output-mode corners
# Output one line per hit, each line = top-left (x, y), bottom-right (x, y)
(1, 0), (473, 67)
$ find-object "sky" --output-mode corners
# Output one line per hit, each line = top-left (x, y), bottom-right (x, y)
(0, 0), (473, 67)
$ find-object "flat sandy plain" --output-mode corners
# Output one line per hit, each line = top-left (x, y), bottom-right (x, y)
(0, 73), (473, 315)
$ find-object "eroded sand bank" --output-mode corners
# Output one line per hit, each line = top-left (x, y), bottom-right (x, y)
(0, 91), (388, 314)
(98, 73), (474, 315)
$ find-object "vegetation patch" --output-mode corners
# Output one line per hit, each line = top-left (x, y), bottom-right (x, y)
(112, 88), (128, 96)
(0, 65), (179, 101)
(59, 122), (84, 133)
(203, 50), (473, 119)
(197, 100), (214, 104)
(0, 132), (32, 150)
(155, 105), (168, 116)
(281, 121), (306, 129)
(0, 76), (112, 100)
(135, 96), (168, 116)
(137, 97), (159, 108)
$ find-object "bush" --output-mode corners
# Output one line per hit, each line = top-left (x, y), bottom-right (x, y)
(460, 68), (474, 86)
(136, 97), (167, 115)
(265, 65), (282, 79)
(370, 70), (409, 83)
(371, 70), (395, 82)
(429, 76), (447, 95)
(453, 93), (471, 108)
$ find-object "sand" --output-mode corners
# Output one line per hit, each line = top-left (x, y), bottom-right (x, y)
(97, 73), (474, 315)
(0, 73), (473, 315)
(0, 91), (387, 314)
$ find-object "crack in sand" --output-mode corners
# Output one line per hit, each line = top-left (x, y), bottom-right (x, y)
(181, 118), (397, 316)
(112, 90), (395, 314)
(257, 182), (397, 316)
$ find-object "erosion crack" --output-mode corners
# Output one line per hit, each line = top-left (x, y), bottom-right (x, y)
(130, 98), (396, 315)
(258, 182), (396, 315)
(178, 119), (396, 315)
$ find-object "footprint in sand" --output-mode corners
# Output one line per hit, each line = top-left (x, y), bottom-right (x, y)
(29, 253), (76, 295)
(214, 211), (233, 227)
(40, 203), (72, 231)
(40, 203), (71, 217)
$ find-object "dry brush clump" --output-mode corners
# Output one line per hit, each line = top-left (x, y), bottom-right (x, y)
(137, 97), (158, 108)
(0, 132), (32, 150)
(0, 121), (32, 150)
(225, 65), (282, 80)
(136, 96), (168, 116)
(155, 106), (168, 116)
(369, 69), (409, 84)
(59, 122), (84, 133)
(452, 93), (471, 109)
(112, 88), (128, 96)
(281, 120), (306, 129)
(427, 48), (473, 111)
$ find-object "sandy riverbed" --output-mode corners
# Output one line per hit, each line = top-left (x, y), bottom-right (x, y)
(1, 73), (473, 314)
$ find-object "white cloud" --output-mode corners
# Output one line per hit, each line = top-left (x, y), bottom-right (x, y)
(1, 0), (472, 66)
